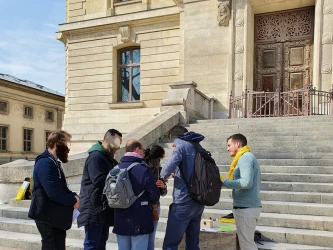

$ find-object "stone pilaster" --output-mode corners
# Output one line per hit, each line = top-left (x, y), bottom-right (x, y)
(321, 0), (333, 91)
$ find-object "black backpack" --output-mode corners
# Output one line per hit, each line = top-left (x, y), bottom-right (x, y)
(179, 143), (222, 206)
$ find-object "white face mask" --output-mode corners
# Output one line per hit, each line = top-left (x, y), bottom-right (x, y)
(112, 137), (121, 148)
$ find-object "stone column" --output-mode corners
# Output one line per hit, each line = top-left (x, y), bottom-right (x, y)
(321, 0), (333, 91)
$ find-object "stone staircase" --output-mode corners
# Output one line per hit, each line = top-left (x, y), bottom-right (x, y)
(0, 116), (333, 249)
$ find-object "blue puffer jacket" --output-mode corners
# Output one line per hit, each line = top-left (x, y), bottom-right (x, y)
(112, 156), (160, 236)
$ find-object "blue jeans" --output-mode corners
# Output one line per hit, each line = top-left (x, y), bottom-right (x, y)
(84, 225), (109, 250)
(116, 234), (149, 250)
(162, 199), (204, 250)
(147, 204), (161, 250)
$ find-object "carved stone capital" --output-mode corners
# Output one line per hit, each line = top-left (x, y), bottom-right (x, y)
(235, 44), (244, 54)
(217, 1), (231, 27)
(322, 64), (332, 74)
(323, 33), (333, 44)
(119, 26), (131, 43)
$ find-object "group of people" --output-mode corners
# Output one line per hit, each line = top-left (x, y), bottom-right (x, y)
(31, 126), (261, 250)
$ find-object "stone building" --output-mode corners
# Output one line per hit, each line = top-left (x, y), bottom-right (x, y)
(57, 0), (333, 153)
(0, 74), (65, 164)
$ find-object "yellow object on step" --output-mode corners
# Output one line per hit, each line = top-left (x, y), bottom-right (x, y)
(15, 181), (30, 200)
(219, 217), (235, 224)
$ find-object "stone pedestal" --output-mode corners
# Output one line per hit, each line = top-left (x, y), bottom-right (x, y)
(179, 228), (239, 250)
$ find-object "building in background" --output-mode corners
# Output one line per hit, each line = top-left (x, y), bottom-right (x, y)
(57, 0), (332, 153)
(0, 74), (65, 164)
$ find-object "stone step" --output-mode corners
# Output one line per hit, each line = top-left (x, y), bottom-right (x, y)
(219, 172), (333, 183)
(159, 196), (333, 216)
(165, 178), (333, 193)
(219, 165), (333, 175)
(159, 206), (333, 232)
(160, 135), (333, 143)
(0, 215), (331, 249)
(0, 216), (165, 249)
(163, 144), (333, 153)
(190, 116), (333, 124)
(218, 190), (333, 204)
(162, 150), (333, 159)
(256, 225), (333, 248)
(0, 229), (119, 250)
(257, 241), (333, 250)
(187, 124), (333, 131)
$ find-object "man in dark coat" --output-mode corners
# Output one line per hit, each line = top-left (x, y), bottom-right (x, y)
(77, 129), (122, 250)
(33, 130), (79, 250)
(113, 139), (160, 250)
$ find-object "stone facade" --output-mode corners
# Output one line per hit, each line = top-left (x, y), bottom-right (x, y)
(0, 74), (65, 164)
(57, 0), (332, 153)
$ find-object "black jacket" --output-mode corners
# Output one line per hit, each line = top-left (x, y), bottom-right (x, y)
(77, 142), (118, 227)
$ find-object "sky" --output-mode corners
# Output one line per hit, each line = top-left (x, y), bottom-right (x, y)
(0, 1), (66, 94)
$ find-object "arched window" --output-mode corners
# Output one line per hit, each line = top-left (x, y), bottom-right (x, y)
(118, 47), (140, 102)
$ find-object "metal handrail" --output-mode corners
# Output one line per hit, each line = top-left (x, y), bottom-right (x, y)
(229, 85), (333, 118)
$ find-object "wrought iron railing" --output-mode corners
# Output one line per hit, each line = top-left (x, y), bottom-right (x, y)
(229, 85), (333, 118)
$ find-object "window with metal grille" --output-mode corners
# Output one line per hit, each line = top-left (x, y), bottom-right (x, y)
(24, 129), (33, 152)
(0, 101), (8, 114)
(118, 47), (140, 102)
(24, 106), (33, 118)
(45, 110), (54, 121)
(0, 126), (8, 151)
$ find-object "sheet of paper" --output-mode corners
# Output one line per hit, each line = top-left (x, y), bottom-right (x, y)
(72, 208), (80, 222)
(200, 228), (220, 232)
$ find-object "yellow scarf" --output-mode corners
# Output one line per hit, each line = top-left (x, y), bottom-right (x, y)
(227, 145), (251, 180)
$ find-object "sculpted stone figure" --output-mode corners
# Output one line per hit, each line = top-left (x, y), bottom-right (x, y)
(217, 2), (231, 27)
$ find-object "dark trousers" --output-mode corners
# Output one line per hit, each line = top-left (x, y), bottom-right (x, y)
(84, 224), (110, 250)
(162, 199), (205, 250)
(36, 223), (66, 250)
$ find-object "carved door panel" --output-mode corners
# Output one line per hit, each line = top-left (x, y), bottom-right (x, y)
(283, 40), (311, 91)
(255, 43), (283, 92)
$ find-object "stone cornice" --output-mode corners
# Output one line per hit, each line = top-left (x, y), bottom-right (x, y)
(58, 6), (180, 39)
(0, 80), (65, 103)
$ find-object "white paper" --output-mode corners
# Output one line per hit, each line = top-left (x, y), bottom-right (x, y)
(200, 228), (220, 232)
(72, 209), (80, 222)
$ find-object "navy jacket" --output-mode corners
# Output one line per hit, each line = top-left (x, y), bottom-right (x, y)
(112, 156), (160, 236)
(33, 150), (77, 226)
(77, 142), (118, 227)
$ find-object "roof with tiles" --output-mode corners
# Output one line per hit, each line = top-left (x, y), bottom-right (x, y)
(0, 73), (64, 98)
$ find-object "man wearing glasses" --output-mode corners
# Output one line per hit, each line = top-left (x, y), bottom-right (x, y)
(113, 139), (160, 250)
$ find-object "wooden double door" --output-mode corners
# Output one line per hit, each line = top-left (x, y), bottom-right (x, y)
(254, 7), (314, 93)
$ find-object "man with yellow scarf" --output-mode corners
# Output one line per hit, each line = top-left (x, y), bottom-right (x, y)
(223, 134), (262, 250)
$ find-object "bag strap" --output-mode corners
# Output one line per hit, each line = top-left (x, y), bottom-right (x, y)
(125, 162), (146, 197)
(178, 142), (202, 190)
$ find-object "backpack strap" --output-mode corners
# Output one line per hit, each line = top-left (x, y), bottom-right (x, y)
(178, 142), (202, 190)
(126, 162), (145, 197)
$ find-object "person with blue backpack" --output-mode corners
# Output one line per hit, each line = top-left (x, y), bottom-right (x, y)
(113, 139), (160, 250)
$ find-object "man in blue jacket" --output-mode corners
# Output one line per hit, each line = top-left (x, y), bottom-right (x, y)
(78, 129), (122, 250)
(33, 130), (79, 250)
(160, 126), (205, 250)
(113, 139), (160, 250)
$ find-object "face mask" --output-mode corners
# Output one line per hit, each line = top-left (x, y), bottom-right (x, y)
(56, 144), (70, 163)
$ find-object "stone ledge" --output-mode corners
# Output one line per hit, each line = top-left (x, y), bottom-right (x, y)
(108, 101), (144, 109)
